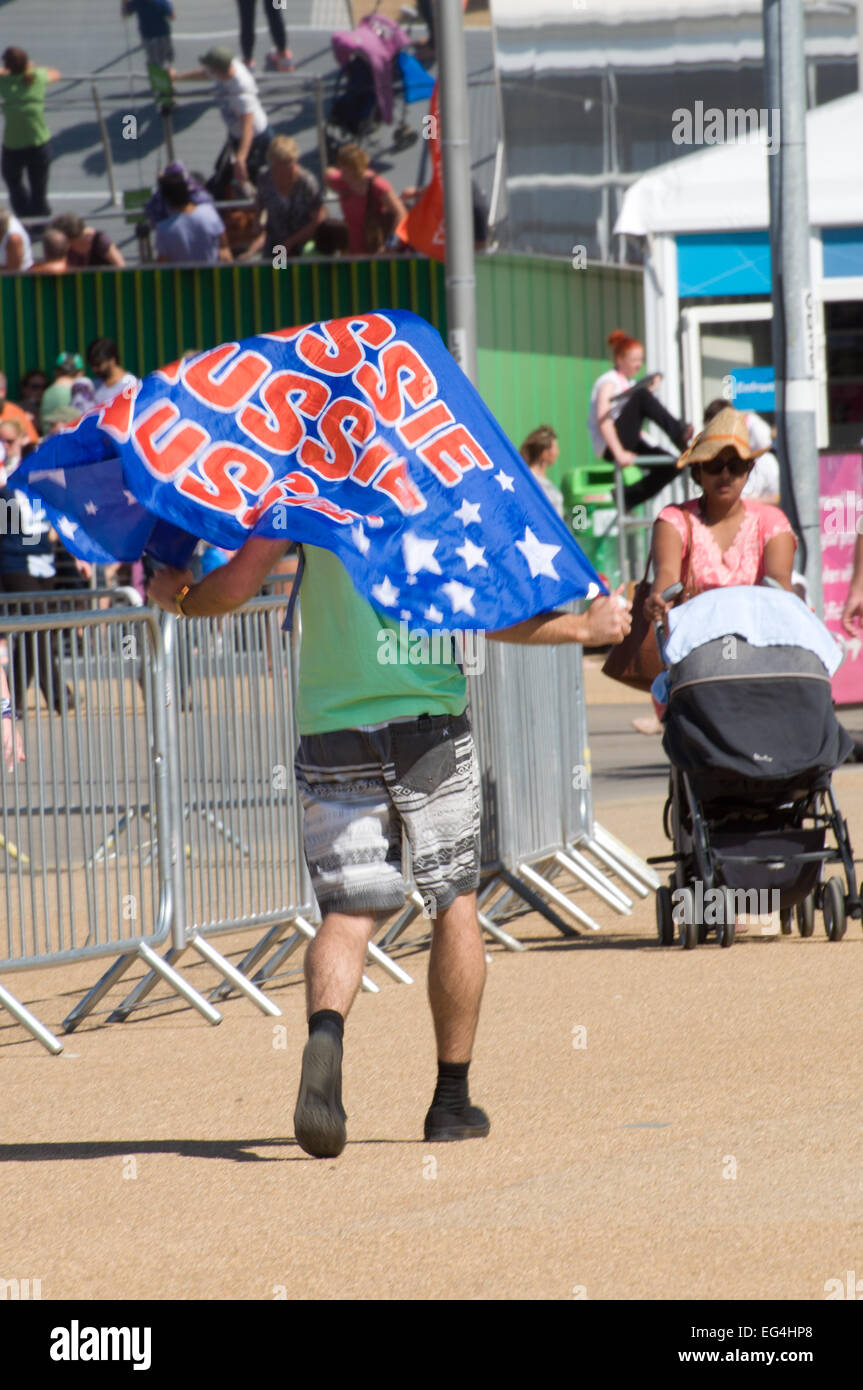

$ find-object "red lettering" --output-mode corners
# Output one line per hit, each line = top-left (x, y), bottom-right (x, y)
(417, 426), (495, 486)
(354, 342), (436, 425)
(238, 371), (330, 454)
(373, 459), (426, 515)
(154, 358), (183, 385)
(99, 384), (139, 443)
(179, 443), (272, 517)
(398, 400), (454, 448)
(300, 397), (375, 481)
(296, 314), (395, 376)
(133, 401), (209, 480)
(351, 438), (397, 486)
(183, 344), (271, 412)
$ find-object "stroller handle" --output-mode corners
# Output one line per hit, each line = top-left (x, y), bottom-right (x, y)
(654, 582), (683, 668)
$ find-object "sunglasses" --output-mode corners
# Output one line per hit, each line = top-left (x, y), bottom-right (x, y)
(699, 454), (751, 477)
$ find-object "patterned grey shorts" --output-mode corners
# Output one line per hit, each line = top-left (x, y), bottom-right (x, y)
(294, 712), (480, 917)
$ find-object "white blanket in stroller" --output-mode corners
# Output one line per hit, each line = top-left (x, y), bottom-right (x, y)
(651, 586), (844, 702)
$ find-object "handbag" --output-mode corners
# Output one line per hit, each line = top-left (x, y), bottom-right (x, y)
(601, 509), (694, 691)
(363, 178), (396, 253)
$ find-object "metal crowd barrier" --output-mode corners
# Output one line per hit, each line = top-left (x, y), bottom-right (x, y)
(64, 597), (411, 1035)
(0, 605), (217, 1053)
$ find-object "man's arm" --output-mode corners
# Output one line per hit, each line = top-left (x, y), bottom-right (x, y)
(842, 532), (863, 636)
(234, 112), (255, 181)
(148, 537), (289, 616)
(489, 593), (631, 647)
(282, 203), (327, 255)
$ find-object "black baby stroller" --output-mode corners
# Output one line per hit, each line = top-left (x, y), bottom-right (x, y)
(650, 583), (859, 948)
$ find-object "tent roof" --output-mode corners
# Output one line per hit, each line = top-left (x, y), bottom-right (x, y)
(614, 92), (863, 236)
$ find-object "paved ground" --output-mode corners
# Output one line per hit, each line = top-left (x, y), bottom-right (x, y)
(2, 690), (861, 1301)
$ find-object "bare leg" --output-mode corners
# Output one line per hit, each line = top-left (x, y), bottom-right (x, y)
(428, 890), (486, 1063)
(304, 910), (376, 1018)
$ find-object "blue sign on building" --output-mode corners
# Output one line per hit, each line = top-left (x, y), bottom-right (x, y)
(727, 366), (775, 411)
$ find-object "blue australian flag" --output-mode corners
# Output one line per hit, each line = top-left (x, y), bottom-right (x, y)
(16, 311), (604, 629)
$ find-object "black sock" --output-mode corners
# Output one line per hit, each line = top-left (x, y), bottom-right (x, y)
(431, 1059), (470, 1111)
(308, 1009), (344, 1047)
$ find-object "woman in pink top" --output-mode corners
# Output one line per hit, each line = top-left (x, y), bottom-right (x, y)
(644, 406), (795, 625)
(325, 143), (407, 255)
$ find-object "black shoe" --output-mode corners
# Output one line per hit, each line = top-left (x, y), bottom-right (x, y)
(293, 1031), (347, 1158)
(423, 1102), (490, 1143)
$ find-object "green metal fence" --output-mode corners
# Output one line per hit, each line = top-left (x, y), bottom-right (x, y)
(1, 254), (643, 484)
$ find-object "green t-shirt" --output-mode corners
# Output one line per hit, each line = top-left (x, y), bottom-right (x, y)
(0, 69), (50, 150)
(296, 545), (467, 735)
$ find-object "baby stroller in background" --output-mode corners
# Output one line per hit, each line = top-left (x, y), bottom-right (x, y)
(650, 583), (859, 949)
(327, 12), (429, 158)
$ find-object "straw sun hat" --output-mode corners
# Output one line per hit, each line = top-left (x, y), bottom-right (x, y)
(676, 406), (770, 469)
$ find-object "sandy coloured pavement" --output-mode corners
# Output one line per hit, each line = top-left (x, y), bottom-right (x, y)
(2, 756), (862, 1303)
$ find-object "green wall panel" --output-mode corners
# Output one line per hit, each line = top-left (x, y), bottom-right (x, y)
(1, 254), (643, 494)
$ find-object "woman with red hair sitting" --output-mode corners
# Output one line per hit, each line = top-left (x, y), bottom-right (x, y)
(588, 329), (693, 508)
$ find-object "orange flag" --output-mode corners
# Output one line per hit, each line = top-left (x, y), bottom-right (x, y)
(397, 85), (446, 262)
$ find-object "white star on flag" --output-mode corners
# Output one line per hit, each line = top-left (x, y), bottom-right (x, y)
(493, 469), (515, 492)
(123, 490), (138, 506)
(516, 527), (561, 580)
(424, 605), (444, 623)
(441, 579), (476, 616)
(402, 531), (442, 577)
(585, 582), (601, 600)
(371, 576), (400, 608)
(84, 500), (99, 515)
(400, 609), (412, 621)
(57, 517), (78, 540)
(456, 538), (487, 571)
(455, 498), (481, 527)
(351, 523), (370, 555)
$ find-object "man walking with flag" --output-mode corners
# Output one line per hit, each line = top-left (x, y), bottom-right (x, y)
(148, 537), (629, 1158)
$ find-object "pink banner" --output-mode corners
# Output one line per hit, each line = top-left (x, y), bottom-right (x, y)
(820, 453), (863, 706)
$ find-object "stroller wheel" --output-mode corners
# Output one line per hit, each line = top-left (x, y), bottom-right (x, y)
(676, 887), (698, 949)
(823, 877), (847, 941)
(796, 894), (815, 937)
(655, 885), (675, 945)
(780, 907), (793, 935)
(716, 888), (735, 949)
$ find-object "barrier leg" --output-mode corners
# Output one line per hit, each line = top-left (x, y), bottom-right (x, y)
(499, 868), (580, 938)
(573, 832), (651, 899)
(516, 861), (601, 932)
(0, 979), (64, 1055)
(136, 941), (222, 1025)
(107, 946), (187, 1022)
(591, 822), (661, 891)
(249, 915), (381, 995)
(552, 848), (633, 913)
(188, 932), (283, 1017)
(478, 911), (526, 952)
(378, 891), (425, 950)
(249, 929), (305, 986)
(209, 920), (288, 1003)
(62, 951), (138, 1033)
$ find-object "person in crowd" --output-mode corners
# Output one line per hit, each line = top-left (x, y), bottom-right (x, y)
(414, 0), (437, 60)
(0, 416), (27, 479)
(49, 213), (126, 269)
(154, 169), (231, 265)
(122, 0), (175, 71)
(702, 397), (780, 504)
(589, 329), (693, 509)
(147, 530), (630, 1158)
(145, 160), (214, 227)
(0, 48), (61, 221)
(239, 136), (326, 262)
(38, 352), (88, 431)
(325, 144), (407, 255)
(0, 370), (38, 443)
(0, 449), (71, 714)
(842, 507), (863, 639)
(521, 425), (563, 519)
(0, 654), (25, 770)
(86, 338), (138, 406)
(171, 48), (272, 188)
(0, 204), (33, 271)
(30, 226), (69, 274)
(235, 0), (294, 71)
(13, 367), (48, 430)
